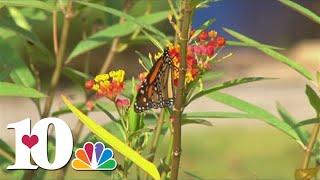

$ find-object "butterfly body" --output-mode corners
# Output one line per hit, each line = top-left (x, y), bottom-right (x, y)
(134, 49), (175, 113)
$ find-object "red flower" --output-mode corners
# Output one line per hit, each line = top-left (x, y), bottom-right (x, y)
(116, 98), (130, 108)
(198, 31), (208, 41)
(217, 36), (226, 47)
(85, 80), (95, 90)
(85, 100), (94, 111)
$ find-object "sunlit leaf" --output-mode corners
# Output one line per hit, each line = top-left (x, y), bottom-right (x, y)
(0, 82), (46, 98)
(224, 28), (313, 80)
(62, 96), (160, 180)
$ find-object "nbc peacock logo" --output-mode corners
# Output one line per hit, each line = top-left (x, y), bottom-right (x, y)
(72, 142), (117, 170)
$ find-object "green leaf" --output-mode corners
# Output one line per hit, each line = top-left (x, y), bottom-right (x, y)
(0, 68), (11, 81)
(184, 111), (256, 119)
(276, 102), (309, 146)
(0, 0), (56, 11)
(224, 28), (313, 80)
(52, 102), (86, 117)
(0, 139), (14, 162)
(295, 118), (319, 127)
(0, 37), (36, 87)
(67, 11), (168, 62)
(62, 96), (160, 180)
(188, 77), (273, 105)
(189, 18), (215, 42)
(0, 82), (46, 98)
(207, 91), (302, 144)
(305, 85), (320, 114)
(95, 101), (117, 122)
(227, 41), (284, 50)
(182, 119), (213, 126)
(141, 29), (164, 51)
(0, 18), (54, 65)
(62, 67), (89, 85)
(278, 0), (320, 25)
(75, 1), (167, 38)
(136, 50), (153, 70)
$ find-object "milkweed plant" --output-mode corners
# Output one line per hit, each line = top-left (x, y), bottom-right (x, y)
(1, 0), (320, 180)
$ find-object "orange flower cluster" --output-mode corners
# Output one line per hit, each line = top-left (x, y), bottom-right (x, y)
(85, 70), (125, 100)
(168, 30), (225, 85)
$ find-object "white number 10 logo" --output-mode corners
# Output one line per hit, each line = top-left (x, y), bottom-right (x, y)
(7, 118), (73, 170)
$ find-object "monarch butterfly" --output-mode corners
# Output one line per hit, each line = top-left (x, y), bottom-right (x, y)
(134, 48), (175, 113)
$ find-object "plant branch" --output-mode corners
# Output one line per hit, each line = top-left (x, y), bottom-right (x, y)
(53, 10), (59, 56)
(301, 112), (320, 169)
(171, 0), (192, 179)
(99, 0), (133, 74)
(42, 0), (74, 118)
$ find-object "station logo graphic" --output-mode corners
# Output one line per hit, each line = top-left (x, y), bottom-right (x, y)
(72, 142), (117, 170)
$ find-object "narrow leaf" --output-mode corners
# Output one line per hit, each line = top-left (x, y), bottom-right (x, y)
(0, 82), (46, 98)
(62, 67), (89, 85)
(296, 118), (319, 127)
(305, 85), (320, 114)
(182, 119), (213, 126)
(227, 41), (284, 50)
(207, 91), (301, 143)
(62, 96), (160, 180)
(0, 38), (36, 87)
(188, 77), (273, 104)
(184, 111), (256, 119)
(95, 101), (117, 122)
(276, 102), (309, 145)
(278, 0), (320, 25)
(0, 0), (56, 11)
(67, 11), (168, 61)
(189, 18), (215, 42)
(75, 1), (166, 39)
(224, 28), (313, 80)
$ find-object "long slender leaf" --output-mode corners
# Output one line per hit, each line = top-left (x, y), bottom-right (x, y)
(0, 18), (54, 65)
(95, 101), (117, 122)
(188, 77), (273, 104)
(0, 82), (46, 98)
(189, 18), (215, 42)
(276, 102), (309, 146)
(62, 96), (160, 180)
(224, 28), (313, 80)
(182, 119), (213, 126)
(184, 111), (256, 119)
(52, 102), (86, 117)
(227, 41), (284, 50)
(296, 118), (319, 127)
(62, 67), (89, 85)
(207, 91), (302, 144)
(305, 85), (320, 114)
(76, 1), (167, 39)
(0, 38), (36, 87)
(67, 11), (168, 62)
(278, 0), (320, 25)
(0, 0), (56, 11)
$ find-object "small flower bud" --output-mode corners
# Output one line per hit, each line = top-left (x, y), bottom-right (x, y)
(85, 80), (95, 90)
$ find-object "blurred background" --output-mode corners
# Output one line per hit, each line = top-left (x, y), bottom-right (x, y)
(1, 0), (320, 179)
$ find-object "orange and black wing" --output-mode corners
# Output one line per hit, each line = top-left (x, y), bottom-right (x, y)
(134, 49), (174, 113)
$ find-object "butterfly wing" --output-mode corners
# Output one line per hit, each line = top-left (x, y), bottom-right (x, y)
(134, 51), (174, 113)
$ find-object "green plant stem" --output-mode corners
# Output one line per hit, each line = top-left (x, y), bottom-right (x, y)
(143, 109), (165, 180)
(161, 135), (173, 180)
(301, 112), (320, 169)
(42, 0), (74, 118)
(99, 0), (133, 74)
(171, 0), (192, 179)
